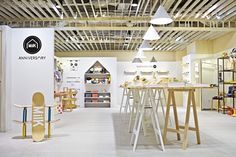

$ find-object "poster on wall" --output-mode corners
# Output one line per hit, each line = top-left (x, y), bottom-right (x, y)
(69, 59), (79, 71)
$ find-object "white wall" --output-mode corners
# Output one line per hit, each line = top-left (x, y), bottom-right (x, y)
(10, 28), (54, 132)
(58, 57), (117, 108)
(0, 26), (11, 131)
(117, 61), (182, 107)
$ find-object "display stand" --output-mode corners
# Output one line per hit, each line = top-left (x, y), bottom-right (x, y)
(84, 61), (111, 108)
(217, 56), (236, 113)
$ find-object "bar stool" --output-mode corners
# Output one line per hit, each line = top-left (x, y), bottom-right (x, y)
(130, 88), (165, 151)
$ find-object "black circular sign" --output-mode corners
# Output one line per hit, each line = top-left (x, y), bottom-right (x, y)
(23, 36), (42, 54)
(153, 65), (157, 68)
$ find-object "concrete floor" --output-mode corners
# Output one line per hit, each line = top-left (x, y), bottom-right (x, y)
(0, 107), (236, 157)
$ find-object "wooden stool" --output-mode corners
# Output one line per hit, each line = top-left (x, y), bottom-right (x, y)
(163, 88), (200, 149)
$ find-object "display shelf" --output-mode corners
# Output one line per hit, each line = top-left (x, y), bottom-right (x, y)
(85, 92), (110, 94)
(217, 56), (236, 114)
(84, 60), (111, 109)
(219, 70), (236, 72)
(85, 83), (110, 85)
(219, 82), (236, 84)
(84, 61), (111, 85)
(84, 102), (110, 108)
(85, 73), (110, 76)
(85, 97), (110, 99)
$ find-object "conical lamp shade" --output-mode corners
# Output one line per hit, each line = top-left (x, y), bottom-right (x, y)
(143, 25), (160, 40)
(150, 56), (157, 62)
(139, 40), (152, 50)
(135, 49), (146, 59)
(150, 5), (173, 25)
(132, 58), (142, 63)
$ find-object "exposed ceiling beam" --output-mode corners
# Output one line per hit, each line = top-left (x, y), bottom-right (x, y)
(54, 26), (236, 32)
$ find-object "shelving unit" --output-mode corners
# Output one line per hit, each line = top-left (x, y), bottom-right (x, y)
(84, 61), (111, 108)
(217, 56), (236, 113)
(84, 92), (111, 108)
(182, 61), (190, 83)
(84, 61), (111, 84)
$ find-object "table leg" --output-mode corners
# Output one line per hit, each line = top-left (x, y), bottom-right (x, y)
(182, 91), (192, 149)
(191, 90), (201, 144)
(119, 88), (126, 113)
(171, 90), (181, 141)
(163, 90), (171, 144)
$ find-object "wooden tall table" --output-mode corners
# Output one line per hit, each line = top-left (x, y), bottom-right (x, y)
(162, 85), (211, 149)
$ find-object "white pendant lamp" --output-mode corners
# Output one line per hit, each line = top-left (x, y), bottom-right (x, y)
(150, 5), (173, 25)
(139, 40), (152, 50)
(150, 56), (157, 62)
(135, 49), (146, 59)
(132, 58), (142, 63)
(143, 25), (160, 40)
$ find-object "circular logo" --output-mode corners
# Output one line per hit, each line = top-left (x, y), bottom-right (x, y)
(23, 36), (42, 54)
(153, 65), (157, 68)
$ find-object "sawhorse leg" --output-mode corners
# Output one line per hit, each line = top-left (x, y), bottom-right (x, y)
(163, 89), (181, 144)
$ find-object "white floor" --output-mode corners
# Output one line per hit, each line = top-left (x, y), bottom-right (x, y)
(1, 107), (236, 157)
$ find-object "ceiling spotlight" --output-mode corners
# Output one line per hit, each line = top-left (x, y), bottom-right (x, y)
(175, 36), (182, 42)
(73, 12), (77, 19)
(150, 5), (173, 25)
(56, 0), (63, 9)
(131, 0), (138, 7)
(206, 15), (210, 20)
(60, 12), (64, 19)
(216, 14), (221, 20)
(143, 25), (160, 40)
(195, 13), (200, 18)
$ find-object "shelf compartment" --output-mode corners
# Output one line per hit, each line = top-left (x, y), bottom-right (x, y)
(219, 70), (236, 72)
(85, 97), (110, 99)
(85, 102), (110, 108)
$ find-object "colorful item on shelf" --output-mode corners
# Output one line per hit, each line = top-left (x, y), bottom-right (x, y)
(57, 104), (63, 114)
(232, 109), (236, 117)
(54, 71), (62, 82)
(226, 107), (234, 115)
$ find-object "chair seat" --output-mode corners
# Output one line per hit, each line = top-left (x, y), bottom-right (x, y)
(212, 96), (223, 100)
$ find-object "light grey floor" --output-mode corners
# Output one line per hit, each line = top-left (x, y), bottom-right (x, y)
(0, 107), (236, 157)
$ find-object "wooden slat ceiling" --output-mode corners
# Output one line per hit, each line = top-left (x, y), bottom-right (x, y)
(0, 0), (236, 52)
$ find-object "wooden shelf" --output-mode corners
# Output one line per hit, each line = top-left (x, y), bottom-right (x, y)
(85, 97), (110, 99)
(219, 70), (236, 72)
(219, 82), (236, 84)
(85, 102), (110, 108)
(85, 73), (110, 76)
(85, 92), (110, 94)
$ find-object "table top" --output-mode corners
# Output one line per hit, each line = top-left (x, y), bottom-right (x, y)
(120, 83), (213, 90)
